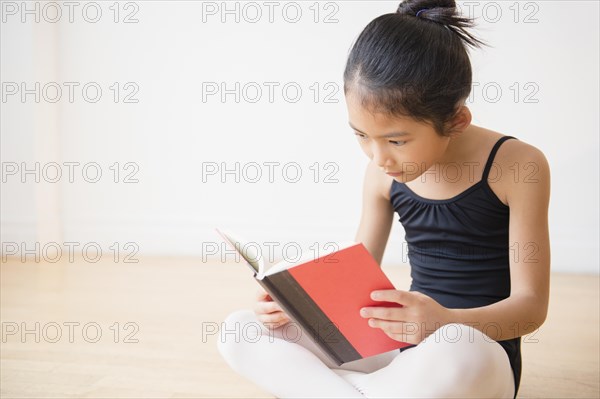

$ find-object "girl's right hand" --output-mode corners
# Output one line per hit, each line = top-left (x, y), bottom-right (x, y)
(253, 288), (291, 329)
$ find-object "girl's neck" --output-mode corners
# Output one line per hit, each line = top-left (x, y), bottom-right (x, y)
(437, 123), (479, 166)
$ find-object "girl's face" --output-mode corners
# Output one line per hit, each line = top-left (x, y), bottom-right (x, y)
(345, 92), (453, 183)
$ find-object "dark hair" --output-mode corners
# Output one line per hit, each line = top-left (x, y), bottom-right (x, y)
(343, 0), (488, 136)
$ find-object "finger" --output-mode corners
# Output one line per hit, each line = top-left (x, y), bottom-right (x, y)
(366, 317), (392, 331)
(255, 300), (282, 315)
(367, 318), (420, 336)
(360, 306), (405, 321)
(258, 311), (289, 325)
(255, 289), (271, 301)
(254, 302), (282, 315)
(384, 330), (420, 345)
(367, 319), (419, 343)
(370, 289), (416, 306)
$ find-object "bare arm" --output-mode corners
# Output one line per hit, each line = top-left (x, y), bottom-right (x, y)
(354, 160), (395, 266)
(450, 144), (552, 340)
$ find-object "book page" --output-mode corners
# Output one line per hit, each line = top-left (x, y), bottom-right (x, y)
(215, 228), (265, 274)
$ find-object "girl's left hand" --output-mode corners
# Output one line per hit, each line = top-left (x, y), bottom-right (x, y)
(360, 289), (452, 345)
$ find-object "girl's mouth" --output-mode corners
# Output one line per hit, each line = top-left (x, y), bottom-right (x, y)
(386, 172), (403, 177)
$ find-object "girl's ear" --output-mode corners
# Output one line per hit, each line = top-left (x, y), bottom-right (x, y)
(446, 106), (472, 139)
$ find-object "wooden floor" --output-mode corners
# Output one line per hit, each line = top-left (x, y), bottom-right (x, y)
(1, 256), (598, 398)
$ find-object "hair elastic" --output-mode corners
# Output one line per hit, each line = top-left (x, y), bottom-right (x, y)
(416, 9), (427, 17)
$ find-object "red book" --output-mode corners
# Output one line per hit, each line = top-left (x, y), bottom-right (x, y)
(216, 228), (412, 365)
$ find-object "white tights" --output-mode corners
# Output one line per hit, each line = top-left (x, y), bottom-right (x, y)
(217, 309), (515, 398)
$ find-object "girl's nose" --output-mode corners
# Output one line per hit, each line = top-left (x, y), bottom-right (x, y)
(372, 145), (393, 169)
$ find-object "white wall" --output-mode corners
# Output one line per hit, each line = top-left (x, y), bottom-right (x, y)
(1, 1), (598, 273)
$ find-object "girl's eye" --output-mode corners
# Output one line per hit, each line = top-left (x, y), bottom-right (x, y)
(354, 133), (367, 140)
(390, 140), (406, 146)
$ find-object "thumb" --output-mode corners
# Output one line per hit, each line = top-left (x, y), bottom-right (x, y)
(255, 289), (271, 301)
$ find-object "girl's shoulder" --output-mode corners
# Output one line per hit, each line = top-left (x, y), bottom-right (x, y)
(364, 159), (395, 202)
(479, 127), (551, 207)
(480, 127), (549, 181)
(468, 125), (547, 164)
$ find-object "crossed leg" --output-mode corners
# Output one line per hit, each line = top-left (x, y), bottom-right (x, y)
(217, 309), (515, 398)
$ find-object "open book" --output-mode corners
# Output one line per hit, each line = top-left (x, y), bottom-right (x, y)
(215, 228), (412, 365)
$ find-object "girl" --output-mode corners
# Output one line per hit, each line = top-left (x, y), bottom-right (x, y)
(217, 0), (551, 397)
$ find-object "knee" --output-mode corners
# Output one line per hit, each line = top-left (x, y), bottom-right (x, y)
(429, 323), (489, 345)
(425, 323), (513, 395)
(428, 323), (502, 364)
(216, 309), (264, 369)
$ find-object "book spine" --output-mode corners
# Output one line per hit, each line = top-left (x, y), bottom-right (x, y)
(257, 271), (361, 366)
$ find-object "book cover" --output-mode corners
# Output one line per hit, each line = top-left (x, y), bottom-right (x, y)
(215, 228), (412, 365)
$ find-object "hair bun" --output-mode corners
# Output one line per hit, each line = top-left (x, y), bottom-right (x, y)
(396, 0), (485, 48)
(397, 0), (455, 18)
